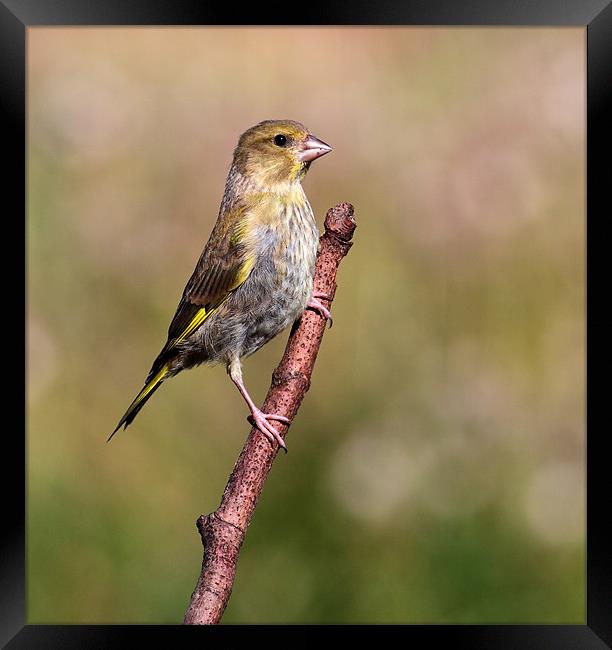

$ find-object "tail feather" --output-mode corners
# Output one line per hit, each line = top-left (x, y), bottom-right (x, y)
(108, 365), (169, 441)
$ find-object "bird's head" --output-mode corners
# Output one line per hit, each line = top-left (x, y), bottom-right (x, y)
(232, 120), (332, 190)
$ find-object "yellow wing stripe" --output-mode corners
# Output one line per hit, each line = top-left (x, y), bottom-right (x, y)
(171, 254), (256, 348)
(108, 363), (170, 440)
(174, 304), (220, 345)
(139, 364), (169, 400)
(235, 254), (255, 286)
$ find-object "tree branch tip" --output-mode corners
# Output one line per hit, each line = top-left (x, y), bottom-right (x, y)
(324, 202), (356, 241)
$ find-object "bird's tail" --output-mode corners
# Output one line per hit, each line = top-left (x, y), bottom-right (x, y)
(108, 364), (169, 441)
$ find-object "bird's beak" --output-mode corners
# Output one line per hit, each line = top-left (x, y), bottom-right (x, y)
(298, 135), (333, 162)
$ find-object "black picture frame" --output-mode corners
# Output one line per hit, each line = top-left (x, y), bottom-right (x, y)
(4, 1), (609, 646)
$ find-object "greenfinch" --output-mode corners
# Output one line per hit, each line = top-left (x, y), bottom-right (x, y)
(111, 120), (333, 450)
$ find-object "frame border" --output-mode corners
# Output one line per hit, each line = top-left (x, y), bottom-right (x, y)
(5, 0), (608, 646)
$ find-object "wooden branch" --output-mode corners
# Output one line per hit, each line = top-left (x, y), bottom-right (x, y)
(183, 202), (356, 625)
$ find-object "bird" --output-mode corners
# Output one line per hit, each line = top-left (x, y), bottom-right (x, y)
(110, 119), (333, 450)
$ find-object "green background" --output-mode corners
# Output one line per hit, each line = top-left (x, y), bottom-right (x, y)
(27, 27), (585, 623)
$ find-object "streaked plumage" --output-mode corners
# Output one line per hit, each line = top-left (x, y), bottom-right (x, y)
(111, 120), (332, 449)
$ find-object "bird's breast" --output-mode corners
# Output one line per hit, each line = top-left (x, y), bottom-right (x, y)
(254, 196), (319, 306)
(235, 194), (319, 356)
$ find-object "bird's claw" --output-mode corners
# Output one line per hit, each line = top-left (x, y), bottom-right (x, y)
(247, 409), (290, 452)
(307, 296), (333, 328)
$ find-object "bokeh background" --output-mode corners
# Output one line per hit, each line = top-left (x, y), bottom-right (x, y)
(27, 27), (585, 624)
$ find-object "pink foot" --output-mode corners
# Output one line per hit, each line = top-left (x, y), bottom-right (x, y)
(247, 408), (290, 451)
(307, 295), (333, 327)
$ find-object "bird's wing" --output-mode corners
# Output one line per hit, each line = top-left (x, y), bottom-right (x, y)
(164, 204), (255, 352)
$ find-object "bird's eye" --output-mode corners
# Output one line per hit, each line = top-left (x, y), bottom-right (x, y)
(274, 134), (287, 147)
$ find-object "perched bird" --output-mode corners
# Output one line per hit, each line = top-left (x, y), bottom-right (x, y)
(110, 120), (333, 450)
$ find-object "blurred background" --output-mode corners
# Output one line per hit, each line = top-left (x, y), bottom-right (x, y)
(27, 27), (585, 624)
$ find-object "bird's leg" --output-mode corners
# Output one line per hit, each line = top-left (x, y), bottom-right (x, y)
(228, 357), (290, 452)
(307, 291), (333, 327)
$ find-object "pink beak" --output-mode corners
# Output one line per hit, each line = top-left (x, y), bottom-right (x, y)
(298, 135), (333, 162)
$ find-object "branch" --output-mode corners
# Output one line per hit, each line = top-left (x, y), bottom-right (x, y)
(183, 202), (356, 625)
